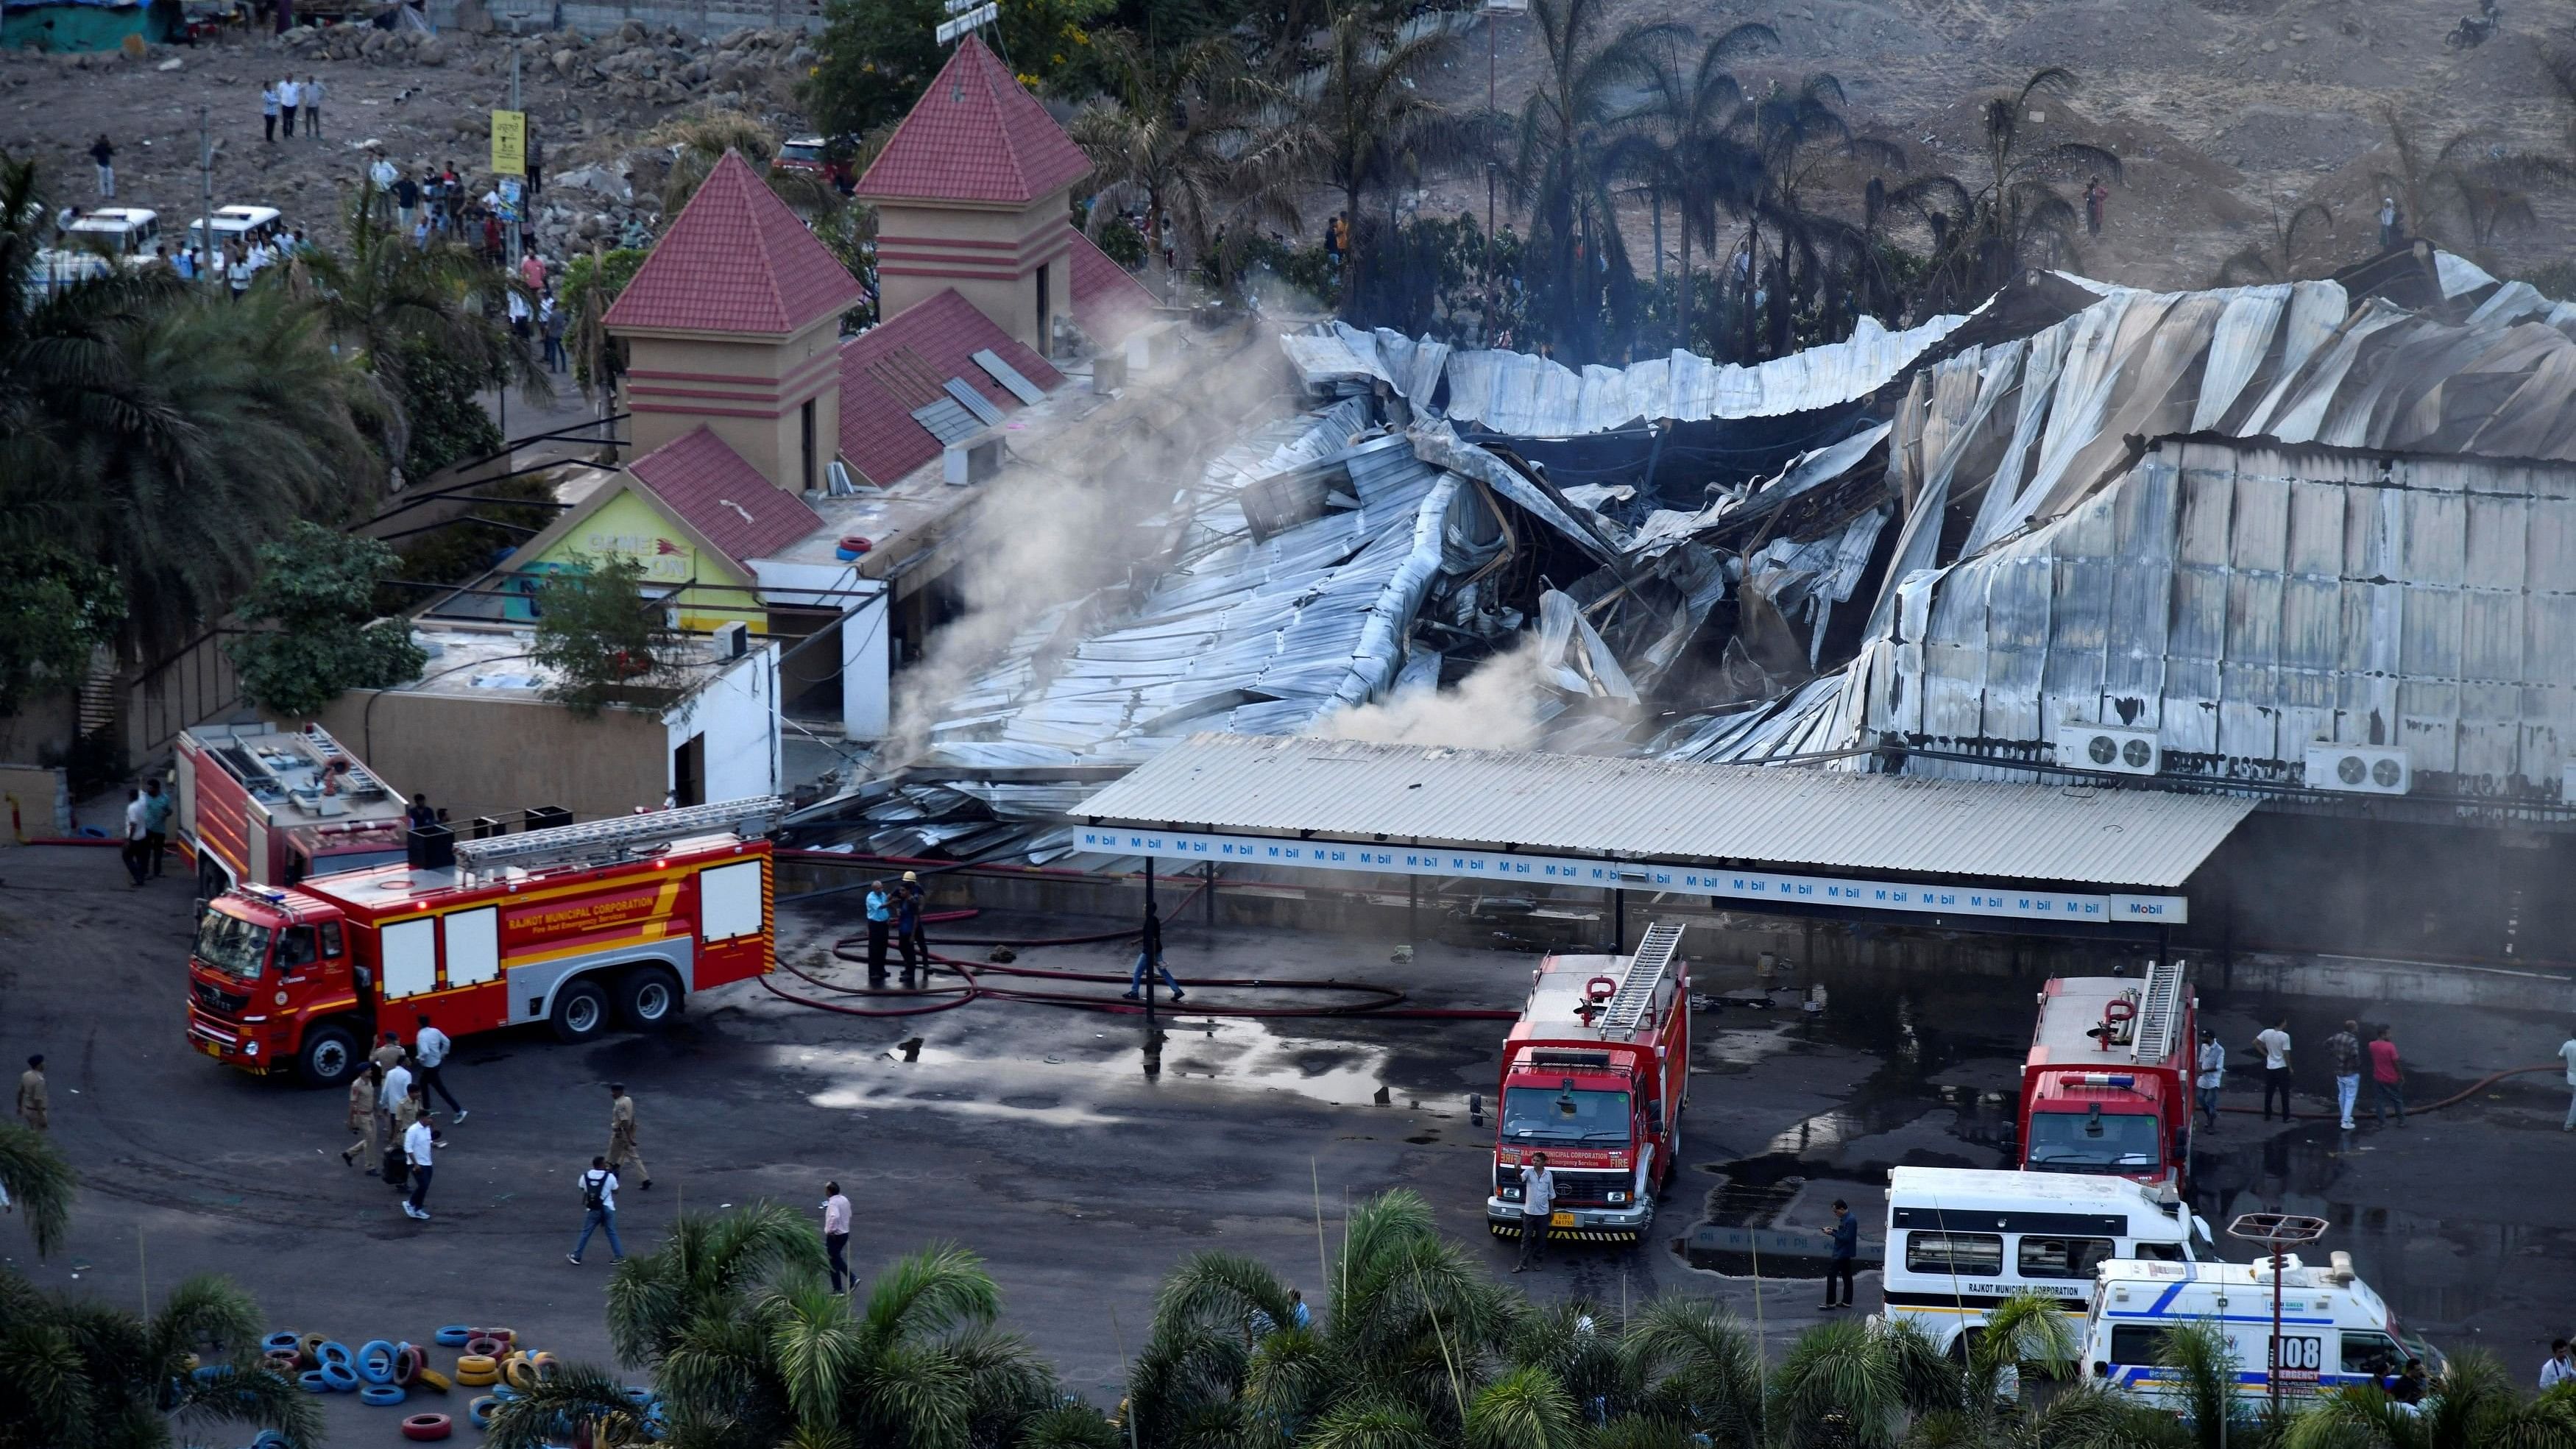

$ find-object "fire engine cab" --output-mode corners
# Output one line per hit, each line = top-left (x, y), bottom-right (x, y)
(185, 796), (782, 1085)
(2017, 962), (2196, 1190)
(1487, 923), (1691, 1245)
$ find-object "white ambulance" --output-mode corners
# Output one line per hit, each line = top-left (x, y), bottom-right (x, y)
(1878, 1166), (2212, 1356)
(2083, 1253), (2441, 1406)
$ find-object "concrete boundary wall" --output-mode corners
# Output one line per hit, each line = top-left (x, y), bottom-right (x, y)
(425, 0), (818, 40)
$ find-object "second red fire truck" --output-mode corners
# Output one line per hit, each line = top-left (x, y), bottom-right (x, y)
(2017, 962), (2197, 1190)
(1487, 923), (1691, 1245)
(185, 797), (782, 1085)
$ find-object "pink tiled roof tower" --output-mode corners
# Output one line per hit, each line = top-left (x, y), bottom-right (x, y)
(853, 35), (1094, 206)
(605, 151), (867, 335)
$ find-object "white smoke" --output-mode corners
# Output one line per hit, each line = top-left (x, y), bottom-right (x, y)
(1310, 636), (1553, 751)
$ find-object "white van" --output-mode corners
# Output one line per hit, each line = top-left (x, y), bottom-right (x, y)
(35, 208), (160, 288)
(2084, 1253), (2441, 1405)
(185, 205), (286, 255)
(1879, 1166), (2212, 1355)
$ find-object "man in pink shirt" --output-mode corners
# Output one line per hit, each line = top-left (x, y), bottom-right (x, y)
(2367, 1027), (2405, 1127)
(821, 1180), (852, 1292)
(518, 250), (545, 294)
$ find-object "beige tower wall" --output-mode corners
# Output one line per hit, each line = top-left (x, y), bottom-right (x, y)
(872, 191), (1072, 355)
(618, 317), (845, 491)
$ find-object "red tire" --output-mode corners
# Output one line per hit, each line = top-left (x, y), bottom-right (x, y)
(400, 1412), (453, 1441)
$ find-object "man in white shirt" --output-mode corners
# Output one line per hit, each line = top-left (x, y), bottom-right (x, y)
(2195, 1029), (2224, 1128)
(277, 77), (301, 138)
(402, 1113), (435, 1219)
(121, 787), (151, 887)
(1514, 1152), (1555, 1273)
(411, 1013), (466, 1123)
(821, 1180), (852, 1292)
(2543, 1340), (2573, 1389)
(2254, 1018), (2293, 1121)
(2558, 1029), (2576, 1132)
(570, 1155), (623, 1263)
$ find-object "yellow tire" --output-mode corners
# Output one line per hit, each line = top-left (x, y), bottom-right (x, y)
(452, 1355), (499, 1386)
(415, 1369), (452, 1393)
(503, 1356), (540, 1391)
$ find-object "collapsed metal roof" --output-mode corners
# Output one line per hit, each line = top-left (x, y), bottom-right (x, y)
(1079, 731), (2254, 888)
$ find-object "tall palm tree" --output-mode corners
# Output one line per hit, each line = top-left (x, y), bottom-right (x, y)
(1626, 25), (1775, 355)
(2216, 200), (2337, 286)
(1619, 1297), (1764, 1445)
(1069, 32), (1289, 297)
(0, 1269), (322, 1449)
(1275, 4), (1484, 325)
(2283, 1353), (2576, 1449)
(1925, 68), (2121, 311)
(2370, 110), (2575, 268)
(0, 1122), (73, 1258)
(1724, 74), (1901, 358)
(1507, 0), (1684, 361)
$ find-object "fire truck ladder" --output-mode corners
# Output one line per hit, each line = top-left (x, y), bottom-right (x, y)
(452, 796), (785, 874)
(2130, 957), (2188, 1065)
(1597, 922), (1686, 1036)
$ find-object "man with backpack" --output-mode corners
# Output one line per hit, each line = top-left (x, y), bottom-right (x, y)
(569, 1155), (624, 1264)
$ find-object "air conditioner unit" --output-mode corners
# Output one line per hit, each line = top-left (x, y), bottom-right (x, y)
(2305, 743), (2411, 796)
(2057, 723), (2161, 776)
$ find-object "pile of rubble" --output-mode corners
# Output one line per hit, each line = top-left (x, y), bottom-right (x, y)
(269, 17), (810, 112)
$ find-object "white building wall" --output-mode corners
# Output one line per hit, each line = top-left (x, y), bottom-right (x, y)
(662, 642), (782, 804)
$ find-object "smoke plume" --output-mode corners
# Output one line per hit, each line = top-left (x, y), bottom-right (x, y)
(1310, 636), (1553, 751)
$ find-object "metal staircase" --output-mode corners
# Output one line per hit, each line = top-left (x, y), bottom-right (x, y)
(453, 796), (784, 874)
(1598, 922), (1686, 1036)
(2130, 957), (2188, 1065)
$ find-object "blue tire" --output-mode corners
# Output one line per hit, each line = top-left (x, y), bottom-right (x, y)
(316, 1339), (353, 1366)
(298, 1370), (331, 1395)
(357, 1339), (397, 1384)
(250, 1432), (291, 1449)
(261, 1332), (302, 1355)
(361, 1384), (408, 1407)
(319, 1360), (362, 1391)
(468, 1395), (498, 1429)
(192, 1364), (227, 1382)
(433, 1325), (475, 1347)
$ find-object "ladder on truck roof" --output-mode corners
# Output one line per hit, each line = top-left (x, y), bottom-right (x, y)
(451, 796), (784, 874)
(1596, 922), (1686, 1036)
(2130, 958), (2187, 1066)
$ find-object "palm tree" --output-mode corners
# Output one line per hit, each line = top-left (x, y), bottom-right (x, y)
(1724, 74), (1901, 358)
(1069, 32), (1275, 297)
(2370, 111), (2575, 268)
(0, 1122), (72, 1259)
(1620, 1297), (1764, 1445)
(2216, 200), (2337, 286)
(1627, 25), (1776, 355)
(1925, 68), (2122, 312)
(649, 112), (841, 215)
(1275, 4), (1484, 325)
(1507, 0), (1684, 360)
(2283, 1353), (2576, 1449)
(0, 1269), (322, 1449)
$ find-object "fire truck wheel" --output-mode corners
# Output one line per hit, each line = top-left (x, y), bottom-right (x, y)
(297, 1024), (361, 1087)
(549, 980), (611, 1044)
(616, 966), (684, 1030)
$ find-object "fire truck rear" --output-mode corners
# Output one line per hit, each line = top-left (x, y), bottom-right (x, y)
(185, 797), (782, 1085)
(2017, 961), (2196, 1190)
(174, 723), (413, 895)
(1487, 924), (1691, 1245)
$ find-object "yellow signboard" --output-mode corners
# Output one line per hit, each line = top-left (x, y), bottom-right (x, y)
(489, 109), (526, 177)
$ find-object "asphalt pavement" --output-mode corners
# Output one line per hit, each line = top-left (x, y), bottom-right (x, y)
(4, 840), (2572, 1444)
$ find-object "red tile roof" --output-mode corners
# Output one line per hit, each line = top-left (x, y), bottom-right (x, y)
(852, 35), (1094, 207)
(1064, 225), (1160, 345)
(838, 288), (1064, 485)
(604, 151), (866, 336)
(626, 425), (824, 567)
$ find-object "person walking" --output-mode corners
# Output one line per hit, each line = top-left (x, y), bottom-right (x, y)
(369, 1030), (406, 1074)
(413, 1014), (466, 1123)
(1821, 1199), (1861, 1309)
(302, 74), (324, 138)
(2254, 1016), (2293, 1121)
(401, 1097), (435, 1219)
(2543, 1340), (2574, 1390)
(540, 293), (564, 372)
(518, 248), (545, 294)
(862, 879), (893, 986)
(381, 1049), (416, 1134)
(16, 1055), (46, 1131)
(141, 778), (173, 877)
(606, 1083), (651, 1188)
(2195, 1028), (2223, 1128)
(569, 1156), (624, 1264)
(339, 1063), (382, 1172)
(2378, 197), (2401, 249)
(2366, 1026), (2404, 1126)
(277, 74), (299, 138)
(90, 135), (114, 198)
(2559, 1026), (2576, 1132)
(893, 873), (924, 987)
(386, 1074), (424, 1190)
(1513, 1151), (1554, 1272)
(261, 80), (279, 143)
(2326, 1018), (2363, 1130)
(121, 787), (151, 887)
(821, 1181), (852, 1292)
(1122, 900), (1184, 1002)
(226, 241), (251, 301)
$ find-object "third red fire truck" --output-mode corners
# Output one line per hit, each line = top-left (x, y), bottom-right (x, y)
(174, 723), (414, 895)
(185, 797), (781, 1085)
(1487, 923), (1691, 1245)
(2017, 961), (2196, 1190)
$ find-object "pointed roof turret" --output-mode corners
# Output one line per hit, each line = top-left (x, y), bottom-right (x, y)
(853, 35), (1094, 206)
(604, 150), (866, 336)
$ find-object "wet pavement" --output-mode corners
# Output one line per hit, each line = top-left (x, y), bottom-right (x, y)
(4, 843), (2572, 1443)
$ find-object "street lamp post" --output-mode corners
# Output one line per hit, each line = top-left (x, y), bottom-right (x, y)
(2226, 1212), (2329, 1417)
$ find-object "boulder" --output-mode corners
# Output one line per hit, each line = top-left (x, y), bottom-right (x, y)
(551, 46), (575, 74)
(416, 36), (447, 65)
(615, 18), (645, 41)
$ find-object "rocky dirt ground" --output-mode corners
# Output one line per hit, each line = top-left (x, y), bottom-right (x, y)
(3, 0), (2569, 305)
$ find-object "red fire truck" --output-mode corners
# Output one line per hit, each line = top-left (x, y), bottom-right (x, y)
(1487, 923), (1691, 1246)
(2017, 962), (2196, 1190)
(175, 723), (414, 896)
(185, 797), (782, 1086)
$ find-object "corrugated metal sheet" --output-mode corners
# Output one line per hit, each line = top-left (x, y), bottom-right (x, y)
(1078, 732), (2254, 886)
(1284, 313), (1969, 433)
